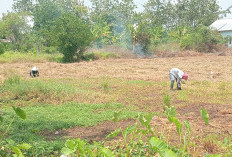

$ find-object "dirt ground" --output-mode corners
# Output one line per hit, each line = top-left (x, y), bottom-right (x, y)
(1, 55), (232, 82)
(41, 119), (136, 142)
(1, 55), (232, 154)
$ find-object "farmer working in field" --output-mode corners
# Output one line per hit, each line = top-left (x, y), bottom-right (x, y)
(30, 66), (39, 77)
(169, 68), (188, 92)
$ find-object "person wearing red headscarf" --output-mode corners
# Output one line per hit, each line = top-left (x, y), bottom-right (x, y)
(169, 68), (188, 92)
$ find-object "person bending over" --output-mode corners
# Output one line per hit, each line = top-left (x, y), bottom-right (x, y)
(30, 66), (39, 77)
(169, 68), (188, 92)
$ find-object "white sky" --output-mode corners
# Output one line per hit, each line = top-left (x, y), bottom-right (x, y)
(0, 0), (231, 18)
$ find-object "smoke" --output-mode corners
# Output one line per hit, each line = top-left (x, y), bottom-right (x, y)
(112, 14), (151, 57)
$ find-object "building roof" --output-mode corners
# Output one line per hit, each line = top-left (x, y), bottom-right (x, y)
(210, 18), (232, 32)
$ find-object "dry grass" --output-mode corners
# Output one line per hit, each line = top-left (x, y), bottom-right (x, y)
(1, 55), (232, 155)
(1, 55), (232, 81)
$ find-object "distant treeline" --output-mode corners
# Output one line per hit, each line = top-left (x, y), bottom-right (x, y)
(0, 0), (230, 62)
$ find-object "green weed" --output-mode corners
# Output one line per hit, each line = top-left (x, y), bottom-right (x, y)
(102, 81), (109, 91)
(162, 94), (171, 110)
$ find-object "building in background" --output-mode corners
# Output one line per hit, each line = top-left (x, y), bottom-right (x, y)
(210, 18), (232, 47)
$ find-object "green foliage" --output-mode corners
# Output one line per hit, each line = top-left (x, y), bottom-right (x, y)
(90, 0), (136, 50)
(180, 26), (222, 52)
(106, 112), (178, 156)
(4, 75), (21, 85)
(139, 112), (154, 127)
(9, 142), (32, 157)
(201, 108), (209, 125)
(168, 116), (182, 135)
(61, 138), (115, 156)
(144, 0), (220, 29)
(149, 137), (177, 157)
(1, 76), (77, 104)
(83, 51), (120, 61)
(163, 94), (171, 108)
(0, 12), (31, 51)
(5, 0), (224, 56)
(0, 51), (63, 63)
(54, 13), (93, 62)
(0, 102), (139, 156)
(13, 0), (34, 13)
(13, 106), (26, 120)
(113, 111), (121, 123)
(102, 81), (109, 91)
(184, 120), (191, 134)
(0, 42), (5, 55)
(0, 105), (31, 157)
(165, 106), (176, 118)
(106, 128), (121, 139)
(91, 18), (114, 48)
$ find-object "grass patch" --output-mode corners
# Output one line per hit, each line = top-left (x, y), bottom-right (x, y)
(172, 80), (232, 104)
(0, 76), (77, 105)
(2, 76), (232, 109)
(0, 51), (63, 63)
(83, 51), (120, 61)
(0, 102), (140, 155)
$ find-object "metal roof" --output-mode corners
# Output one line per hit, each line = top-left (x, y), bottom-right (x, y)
(210, 19), (232, 32)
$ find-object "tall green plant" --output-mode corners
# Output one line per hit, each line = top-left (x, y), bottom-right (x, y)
(54, 13), (93, 62)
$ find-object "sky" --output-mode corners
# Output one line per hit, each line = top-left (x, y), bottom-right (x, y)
(0, 0), (232, 18)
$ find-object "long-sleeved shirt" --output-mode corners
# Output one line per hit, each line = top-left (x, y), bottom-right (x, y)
(169, 68), (184, 84)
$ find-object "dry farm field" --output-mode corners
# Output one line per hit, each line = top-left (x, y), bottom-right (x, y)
(1, 55), (232, 156)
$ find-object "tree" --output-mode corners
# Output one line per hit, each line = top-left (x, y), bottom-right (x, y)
(13, 0), (34, 13)
(175, 0), (220, 27)
(144, 0), (175, 29)
(144, 0), (220, 29)
(90, 0), (136, 48)
(54, 13), (93, 62)
(0, 12), (31, 51)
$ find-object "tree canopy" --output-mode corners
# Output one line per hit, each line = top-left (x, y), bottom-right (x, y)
(0, 0), (230, 61)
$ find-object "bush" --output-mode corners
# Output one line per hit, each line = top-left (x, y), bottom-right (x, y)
(180, 26), (222, 52)
(41, 46), (59, 54)
(0, 42), (5, 55)
(54, 13), (94, 62)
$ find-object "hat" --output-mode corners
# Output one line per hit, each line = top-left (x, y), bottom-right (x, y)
(182, 72), (188, 81)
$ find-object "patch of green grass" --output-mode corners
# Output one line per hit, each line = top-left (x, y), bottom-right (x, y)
(1, 76), (77, 105)
(83, 51), (120, 61)
(0, 102), (140, 155)
(0, 51), (63, 63)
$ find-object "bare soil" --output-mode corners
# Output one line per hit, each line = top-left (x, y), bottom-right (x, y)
(40, 119), (136, 142)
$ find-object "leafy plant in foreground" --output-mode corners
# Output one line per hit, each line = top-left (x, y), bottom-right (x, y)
(0, 106), (32, 157)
